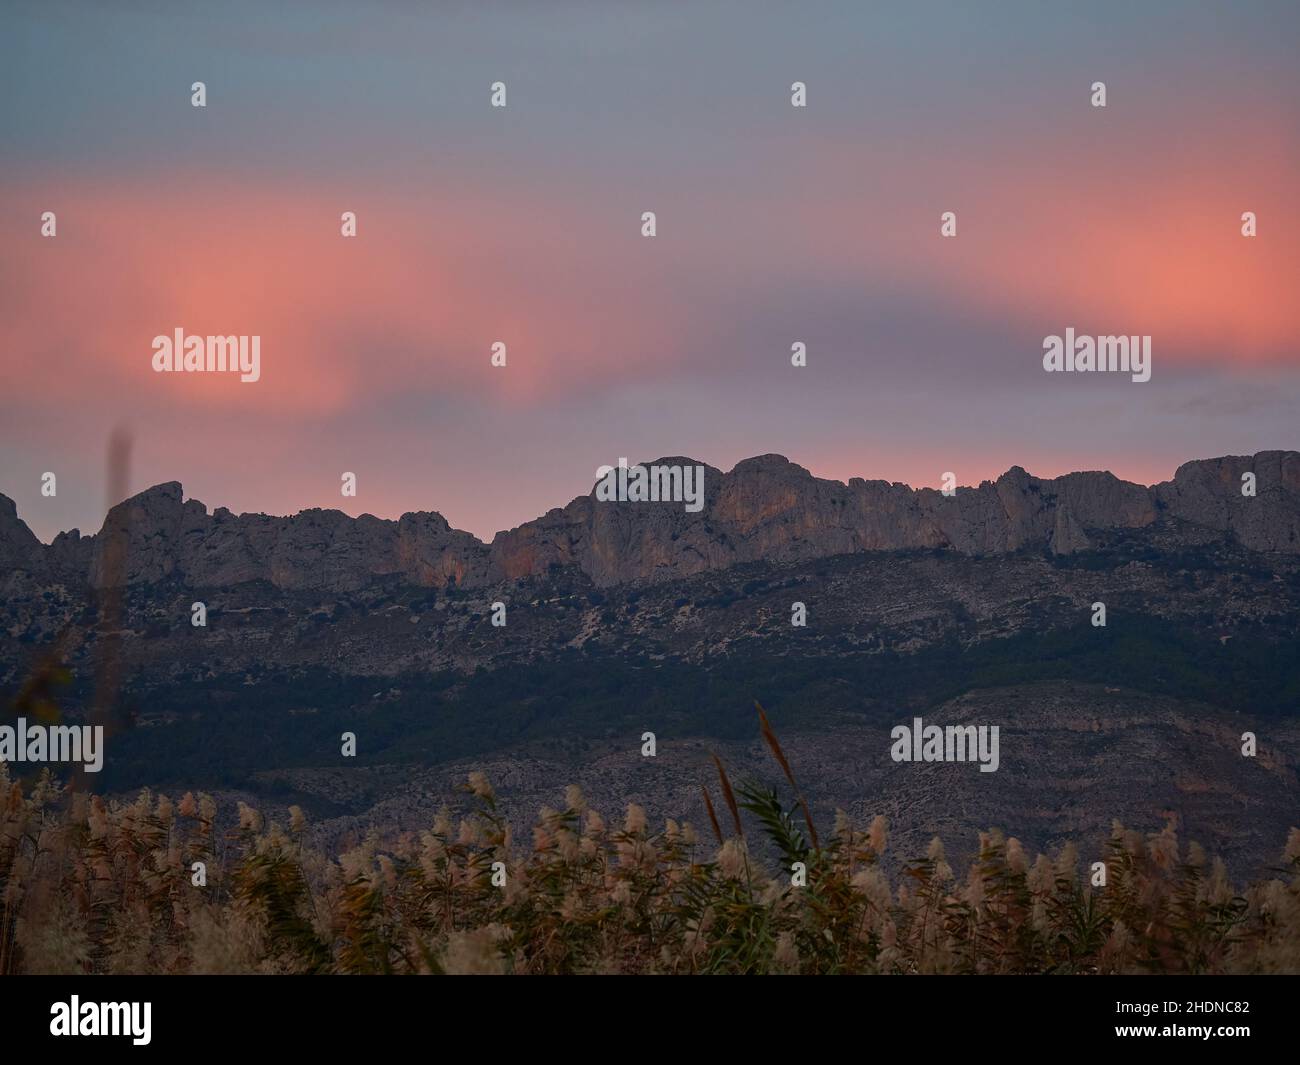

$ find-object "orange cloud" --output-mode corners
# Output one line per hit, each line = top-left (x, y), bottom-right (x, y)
(0, 175), (686, 420)
(790, 118), (1299, 365)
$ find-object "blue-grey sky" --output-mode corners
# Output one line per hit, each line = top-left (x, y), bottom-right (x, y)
(2, 1), (1297, 542)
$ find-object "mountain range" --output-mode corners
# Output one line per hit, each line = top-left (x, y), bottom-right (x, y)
(3, 451), (1298, 594)
(2, 450), (1299, 877)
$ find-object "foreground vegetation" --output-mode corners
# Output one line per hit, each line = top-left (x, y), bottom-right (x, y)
(3, 710), (1298, 975)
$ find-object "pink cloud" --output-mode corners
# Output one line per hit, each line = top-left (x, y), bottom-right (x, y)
(785, 117), (1300, 366)
(0, 175), (689, 421)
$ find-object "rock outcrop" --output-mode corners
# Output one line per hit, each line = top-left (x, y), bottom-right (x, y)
(72, 481), (496, 593)
(1155, 451), (1300, 553)
(1, 450), (1297, 591)
(0, 493), (46, 596)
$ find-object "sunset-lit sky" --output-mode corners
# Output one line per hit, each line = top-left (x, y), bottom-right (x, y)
(3, 1), (1298, 544)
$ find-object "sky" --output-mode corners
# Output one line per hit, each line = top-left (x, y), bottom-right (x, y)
(2, 0), (1298, 544)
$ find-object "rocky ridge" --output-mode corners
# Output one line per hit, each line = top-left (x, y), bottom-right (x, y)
(1, 451), (1297, 593)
